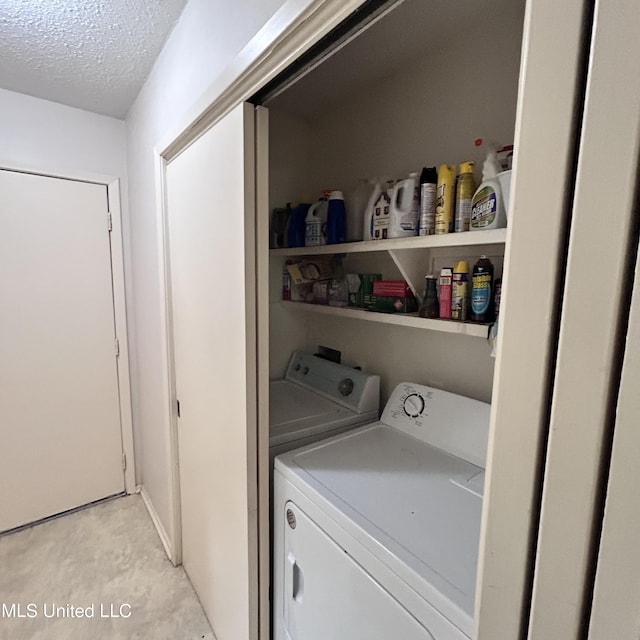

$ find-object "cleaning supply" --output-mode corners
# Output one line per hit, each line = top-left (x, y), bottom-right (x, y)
(497, 170), (512, 219)
(439, 267), (453, 319)
(471, 150), (507, 230)
(451, 260), (470, 321)
(305, 192), (330, 246)
(435, 164), (456, 234)
(454, 162), (476, 232)
(372, 184), (392, 240)
(346, 179), (372, 242)
(287, 203), (309, 248)
(388, 173), (419, 238)
(418, 275), (439, 318)
(470, 255), (494, 322)
(326, 190), (346, 244)
(305, 201), (324, 246)
(362, 181), (382, 241)
(418, 167), (437, 236)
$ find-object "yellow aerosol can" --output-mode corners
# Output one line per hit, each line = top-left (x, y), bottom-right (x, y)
(452, 260), (470, 321)
(455, 161), (476, 232)
(435, 164), (456, 234)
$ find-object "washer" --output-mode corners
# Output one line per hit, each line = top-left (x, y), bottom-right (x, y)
(273, 382), (491, 640)
(269, 351), (380, 462)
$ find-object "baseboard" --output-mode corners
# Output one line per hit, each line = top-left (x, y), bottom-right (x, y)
(139, 485), (177, 565)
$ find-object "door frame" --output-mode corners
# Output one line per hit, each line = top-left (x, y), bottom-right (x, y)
(0, 161), (136, 497)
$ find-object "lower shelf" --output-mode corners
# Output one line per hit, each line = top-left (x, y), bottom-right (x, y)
(281, 301), (492, 338)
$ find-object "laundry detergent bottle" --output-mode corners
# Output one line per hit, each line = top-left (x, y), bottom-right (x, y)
(388, 173), (419, 238)
(362, 181), (382, 241)
(305, 201), (324, 246)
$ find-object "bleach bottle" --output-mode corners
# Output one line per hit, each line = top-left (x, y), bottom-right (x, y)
(471, 150), (507, 230)
(388, 173), (419, 238)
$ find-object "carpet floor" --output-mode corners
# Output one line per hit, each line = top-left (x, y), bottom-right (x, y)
(0, 494), (215, 640)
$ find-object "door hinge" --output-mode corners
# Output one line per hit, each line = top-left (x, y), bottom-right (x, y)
(115, 338), (120, 357)
(177, 399), (181, 418)
(107, 213), (113, 231)
(122, 452), (127, 472)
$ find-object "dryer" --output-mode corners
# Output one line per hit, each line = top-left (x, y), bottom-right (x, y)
(269, 351), (380, 461)
(273, 382), (490, 640)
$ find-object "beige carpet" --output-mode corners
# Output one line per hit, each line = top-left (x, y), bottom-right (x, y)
(0, 494), (215, 640)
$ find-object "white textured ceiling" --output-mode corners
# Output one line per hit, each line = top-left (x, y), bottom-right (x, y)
(0, 0), (188, 118)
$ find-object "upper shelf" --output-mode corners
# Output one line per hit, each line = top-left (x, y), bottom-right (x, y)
(270, 228), (507, 256)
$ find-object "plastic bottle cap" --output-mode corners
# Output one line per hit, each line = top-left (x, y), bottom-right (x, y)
(329, 190), (344, 199)
(454, 260), (469, 273)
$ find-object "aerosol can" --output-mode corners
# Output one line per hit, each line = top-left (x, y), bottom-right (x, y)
(435, 164), (456, 234)
(455, 162), (476, 232)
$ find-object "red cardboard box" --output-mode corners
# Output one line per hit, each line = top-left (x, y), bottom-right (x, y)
(372, 280), (413, 297)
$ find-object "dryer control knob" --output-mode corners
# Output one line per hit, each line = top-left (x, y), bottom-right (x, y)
(403, 393), (425, 418)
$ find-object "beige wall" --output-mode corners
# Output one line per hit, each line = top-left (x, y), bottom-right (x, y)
(126, 0), (288, 543)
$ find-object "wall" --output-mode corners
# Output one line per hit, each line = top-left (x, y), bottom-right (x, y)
(0, 88), (128, 180)
(125, 0), (289, 545)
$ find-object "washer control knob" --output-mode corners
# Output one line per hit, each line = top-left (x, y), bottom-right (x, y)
(403, 393), (425, 418)
(302, 366), (309, 375)
(339, 378), (354, 396)
(293, 363), (301, 372)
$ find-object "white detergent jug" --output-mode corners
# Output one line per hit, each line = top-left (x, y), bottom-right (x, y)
(362, 181), (382, 241)
(388, 173), (419, 238)
(305, 197), (328, 246)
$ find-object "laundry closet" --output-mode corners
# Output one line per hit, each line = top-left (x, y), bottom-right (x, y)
(264, 0), (524, 402)
(163, 0), (639, 638)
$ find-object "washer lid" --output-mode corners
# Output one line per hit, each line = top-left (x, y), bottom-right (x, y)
(277, 423), (484, 633)
(270, 380), (356, 444)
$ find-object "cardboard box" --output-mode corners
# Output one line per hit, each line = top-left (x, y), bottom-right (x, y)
(369, 294), (418, 313)
(372, 280), (413, 297)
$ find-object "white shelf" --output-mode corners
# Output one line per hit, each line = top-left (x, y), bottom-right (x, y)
(270, 228), (507, 256)
(281, 301), (491, 338)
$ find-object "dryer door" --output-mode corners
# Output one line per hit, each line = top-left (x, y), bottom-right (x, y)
(280, 501), (436, 640)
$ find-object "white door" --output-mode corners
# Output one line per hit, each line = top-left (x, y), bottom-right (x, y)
(0, 169), (124, 532)
(166, 103), (259, 640)
(526, 0), (640, 636)
(474, 1), (592, 637)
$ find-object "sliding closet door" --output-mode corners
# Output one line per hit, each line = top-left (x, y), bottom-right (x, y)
(586, 236), (640, 639)
(527, 1), (640, 637)
(474, 1), (590, 637)
(166, 103), (259, 640)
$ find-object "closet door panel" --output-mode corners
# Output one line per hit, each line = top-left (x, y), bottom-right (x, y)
(166, 103), (259, 640)
(587, 238), (640, 639)
(474, 1), (589, 637)
(527, 1), (640, 637)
